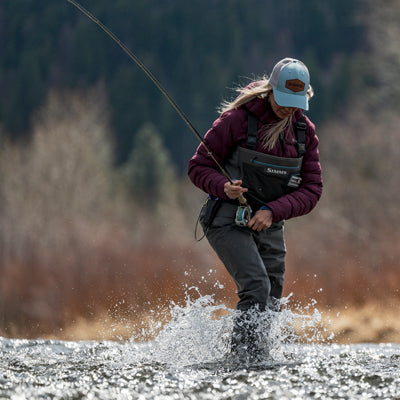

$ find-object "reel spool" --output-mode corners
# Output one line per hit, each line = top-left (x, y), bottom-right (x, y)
(235, 205), (252, 227)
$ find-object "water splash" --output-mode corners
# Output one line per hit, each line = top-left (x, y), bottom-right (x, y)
(127, 287), (331, 369)
(150, 288), (231, 367)
(7, 285), (398, 399)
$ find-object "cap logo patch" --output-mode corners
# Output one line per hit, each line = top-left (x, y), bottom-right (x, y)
(285, 79), (305, 92)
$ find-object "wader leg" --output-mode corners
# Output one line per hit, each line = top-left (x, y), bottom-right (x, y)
(205, 224), (272, 361)
(205, 224), (271, 311)
(206, 221), (286, 361)
(255, 224), (286, 310)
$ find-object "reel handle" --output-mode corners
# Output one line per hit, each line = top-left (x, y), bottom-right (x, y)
(238, 193), (248, 206)
(229, 180), (248, 206)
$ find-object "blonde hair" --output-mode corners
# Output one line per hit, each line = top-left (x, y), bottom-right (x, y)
(219, 77), (314, 150)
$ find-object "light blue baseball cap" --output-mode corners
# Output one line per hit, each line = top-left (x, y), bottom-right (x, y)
(269, 58), (310, 110)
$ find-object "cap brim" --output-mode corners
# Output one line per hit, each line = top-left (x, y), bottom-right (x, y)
(273, 88), (309, 111)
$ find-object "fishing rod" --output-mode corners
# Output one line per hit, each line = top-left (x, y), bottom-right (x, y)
(66, 0), (239, 189)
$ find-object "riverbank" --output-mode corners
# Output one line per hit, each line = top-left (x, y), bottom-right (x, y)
(321, 303), (400, 344)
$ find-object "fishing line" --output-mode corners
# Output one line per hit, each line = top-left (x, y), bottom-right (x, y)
(66, 0), (237, 188)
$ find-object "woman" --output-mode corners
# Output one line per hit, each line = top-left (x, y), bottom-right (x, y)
(188, 58), (323, 359)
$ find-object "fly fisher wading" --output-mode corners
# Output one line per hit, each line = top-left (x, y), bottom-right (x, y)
(66, 0), (251, 230)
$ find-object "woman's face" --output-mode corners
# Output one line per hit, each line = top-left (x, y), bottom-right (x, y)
(269, 93), (298, 119)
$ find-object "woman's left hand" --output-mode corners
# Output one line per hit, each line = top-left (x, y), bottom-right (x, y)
(247, 209), (273, 232)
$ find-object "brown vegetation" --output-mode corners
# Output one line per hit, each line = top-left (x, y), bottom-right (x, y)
(0, 87), (232, 339)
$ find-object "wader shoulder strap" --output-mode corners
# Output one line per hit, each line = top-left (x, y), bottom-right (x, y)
(246, 110), (307, 156)
(294, 116), (307, 157)
(246, 109), (258, 150)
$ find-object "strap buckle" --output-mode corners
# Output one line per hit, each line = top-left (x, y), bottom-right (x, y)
(288, 174), (302, 188)
(295, 121), (307, 131)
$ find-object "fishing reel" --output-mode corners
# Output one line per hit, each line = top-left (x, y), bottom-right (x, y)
(235, 204), (252, 227)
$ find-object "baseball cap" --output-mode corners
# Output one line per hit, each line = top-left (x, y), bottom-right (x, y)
(269, 58), (310, 110)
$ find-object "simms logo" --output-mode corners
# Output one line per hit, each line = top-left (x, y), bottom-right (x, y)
(285, 79), (305, 93)
(265, 167), (288, 176)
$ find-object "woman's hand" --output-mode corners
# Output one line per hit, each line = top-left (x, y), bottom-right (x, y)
(248, 209), (273, 232)
(224, 180), (248, 200)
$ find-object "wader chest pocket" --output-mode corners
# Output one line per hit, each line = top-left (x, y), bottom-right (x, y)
(238, 147), (303, 208)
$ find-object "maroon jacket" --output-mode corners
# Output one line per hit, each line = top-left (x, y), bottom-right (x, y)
(188, 96), (323, 222)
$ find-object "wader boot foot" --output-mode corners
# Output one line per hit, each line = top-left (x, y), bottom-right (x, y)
(230, 310), (270, 364)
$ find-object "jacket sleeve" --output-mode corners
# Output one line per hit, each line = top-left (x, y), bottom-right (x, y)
(266, 121), (323, 221)
(188, 110), (244, 199)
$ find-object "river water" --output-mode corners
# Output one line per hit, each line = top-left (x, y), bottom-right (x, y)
(1, 295), (400, 399)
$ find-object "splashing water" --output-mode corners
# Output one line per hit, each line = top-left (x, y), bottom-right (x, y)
(150, 290), (232, 367)
(128, 288), (328, 369)
(2, 288), (400, 399)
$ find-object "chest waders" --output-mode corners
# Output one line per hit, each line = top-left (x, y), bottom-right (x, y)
(225, 110), (307, 212)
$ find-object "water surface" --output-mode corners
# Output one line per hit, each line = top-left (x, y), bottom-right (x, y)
(1, 295), (399, 399)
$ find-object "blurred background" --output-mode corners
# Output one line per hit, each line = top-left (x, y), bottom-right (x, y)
(0, 0), (399, 342)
